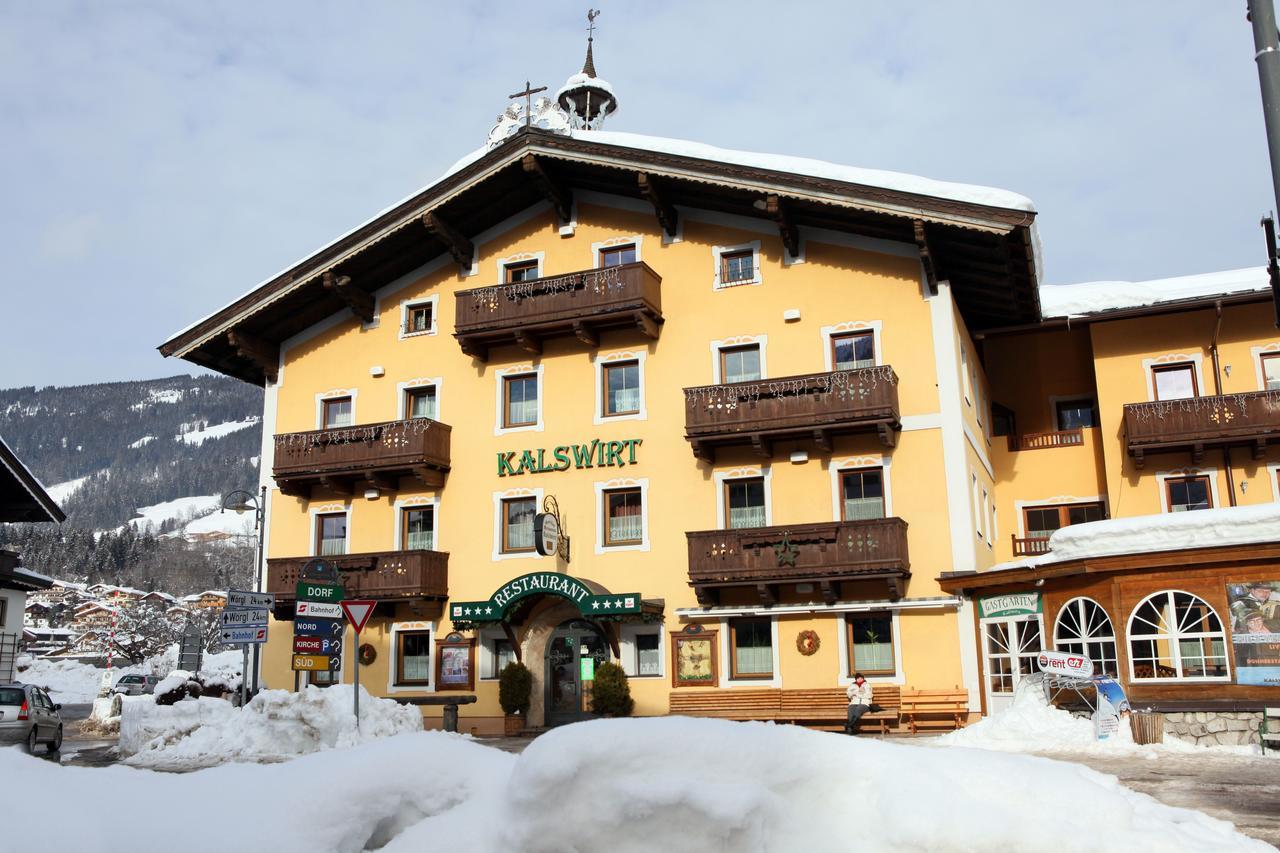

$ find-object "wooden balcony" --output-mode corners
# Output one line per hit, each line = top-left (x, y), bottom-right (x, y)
(1006, 429), (1083, 452)
(266, 549), (449, 611)
(272, 419), (450, 497)
(686, 518), (910, 605)
(1010, 535), (1051, 557)
(453, 261), (663, 361)
(683, 367), (900, 461)
(1123, 391), (1280, 467)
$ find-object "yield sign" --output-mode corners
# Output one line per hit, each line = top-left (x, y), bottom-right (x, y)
(340, 599), (376, 634)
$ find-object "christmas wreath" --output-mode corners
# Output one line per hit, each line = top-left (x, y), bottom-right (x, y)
(359, 643), (377, 666)
(795, 630), (821, 656)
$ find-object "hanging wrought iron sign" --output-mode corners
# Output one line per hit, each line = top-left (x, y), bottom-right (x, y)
(533, 495), (571, 561)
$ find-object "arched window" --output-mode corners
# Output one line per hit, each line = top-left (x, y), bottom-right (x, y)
(1127, 591), (1229, 681)
(1053, 597), (1117, 676)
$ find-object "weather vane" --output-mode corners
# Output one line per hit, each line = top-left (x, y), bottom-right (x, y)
(587, 8), (599, 39)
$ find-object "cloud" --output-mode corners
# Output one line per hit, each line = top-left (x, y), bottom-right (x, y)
(0, 1), (1272, 386)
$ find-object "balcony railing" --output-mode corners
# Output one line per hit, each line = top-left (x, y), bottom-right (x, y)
(1006, 429), (1083, 452)
(683, 367), (900, 460)
(266, 549), (448, 608)
(686, 518), (909, 605)
(1123, 391), (1280, 466)
(453, 261), (663, 361)
(1011, 535), (1051, 557)
(273, 418), (451, 496)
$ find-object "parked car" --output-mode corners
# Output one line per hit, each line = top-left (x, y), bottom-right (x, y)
(112, 674), (161, 696)
(0, 683), (63, 753)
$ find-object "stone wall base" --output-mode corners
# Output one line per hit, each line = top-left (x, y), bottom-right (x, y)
(1162, 711), (1261, 747)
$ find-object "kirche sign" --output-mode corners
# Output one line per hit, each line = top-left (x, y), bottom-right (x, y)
(1037, 650), (1094, 679)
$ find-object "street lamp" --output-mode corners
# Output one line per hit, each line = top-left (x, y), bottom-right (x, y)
(221, 487), (267, 694)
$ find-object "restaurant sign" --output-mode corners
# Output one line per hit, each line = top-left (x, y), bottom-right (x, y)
(978, 593), (1041, 619)
(498, 438), (641, 477)
(450, 571), (642, 623)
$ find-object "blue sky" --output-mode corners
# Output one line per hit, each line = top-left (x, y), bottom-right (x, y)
(1, 2), (1273, 386)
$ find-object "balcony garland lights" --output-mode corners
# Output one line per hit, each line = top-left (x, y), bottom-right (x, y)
(683, 366), (898, 412)
(274, 419), (434, 452)
(463, 265), (627, 313)
(1127, 390), (1280, 423)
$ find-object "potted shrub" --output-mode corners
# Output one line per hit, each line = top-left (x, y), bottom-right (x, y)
(591, 661), (633, 717)
(498, 661), (532, 735)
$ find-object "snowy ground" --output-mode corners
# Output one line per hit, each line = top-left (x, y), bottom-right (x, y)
(3, 716), (1269, 853)
(17, 646), (244, 703)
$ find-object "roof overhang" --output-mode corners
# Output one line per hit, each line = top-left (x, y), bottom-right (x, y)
(160, 128), (1041, 385)
(0, 436), (65, 524)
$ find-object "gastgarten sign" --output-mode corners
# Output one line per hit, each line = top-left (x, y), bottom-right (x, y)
(497, 438), (641, 477)
(978, 593), (1042, 619)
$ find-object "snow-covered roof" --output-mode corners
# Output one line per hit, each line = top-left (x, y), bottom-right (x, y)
(12, 566), (54, 586)
(986, 503), (1280, 574)
(0, 434), (65, 524)
(1040, 266), (1270, 320)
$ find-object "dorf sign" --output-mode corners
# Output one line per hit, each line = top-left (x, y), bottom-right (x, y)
(979, 593), (1042, 619)
(1038, 650), (1094, 679)
(497, 438), (641, 477)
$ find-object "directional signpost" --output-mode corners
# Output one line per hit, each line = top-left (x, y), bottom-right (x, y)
(292, 563), (344, 689)
(223, 588), (275, 705)
(340, 600), (376, 729)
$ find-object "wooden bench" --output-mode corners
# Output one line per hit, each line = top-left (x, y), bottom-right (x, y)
(778, 686), (901, 734)
(668, 685), (901, 734)
(900, 687), (970, 734)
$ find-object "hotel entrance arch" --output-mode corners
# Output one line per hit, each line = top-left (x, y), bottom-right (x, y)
(545, 619), (611, 727)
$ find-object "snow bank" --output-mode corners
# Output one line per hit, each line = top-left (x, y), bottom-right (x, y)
(1041, 267), (1268, 319)
(120, 685), (423, 769)
(938, 683), (1132, 753)
(17, 658), (132, 703)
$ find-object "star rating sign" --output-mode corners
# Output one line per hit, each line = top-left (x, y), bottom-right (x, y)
(463, 607), (472, 616)
(614, 599), (624, 608)
(591, 600), (601, 609)
(485, 606), (493, 615)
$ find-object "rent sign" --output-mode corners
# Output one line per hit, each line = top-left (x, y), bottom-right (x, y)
(1036, 650), (1093, 679)
(497, 438), (641, 477)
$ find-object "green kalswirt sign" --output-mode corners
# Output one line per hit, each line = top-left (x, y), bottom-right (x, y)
(450, 572), (642, 623)
(497, 438), (641, 477)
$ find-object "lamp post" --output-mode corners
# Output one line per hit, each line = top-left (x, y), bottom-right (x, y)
(221, 487), (267, 695)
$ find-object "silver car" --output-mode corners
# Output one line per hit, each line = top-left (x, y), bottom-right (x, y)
(0, 683), (63, 753)
(112, 674), (160, 696)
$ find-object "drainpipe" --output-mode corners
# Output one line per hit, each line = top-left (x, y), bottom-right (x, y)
(1212, 300), (1238, 506)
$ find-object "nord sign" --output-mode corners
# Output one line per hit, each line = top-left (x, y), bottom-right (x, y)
(1037, 650), (1094, 679)
(497, 438), (641, 477)
(296, 600), (343, 619)
(296, 583), (344, 602)
(293, 617), (344, 638)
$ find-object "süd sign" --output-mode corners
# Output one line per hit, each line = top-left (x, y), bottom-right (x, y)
(498, 438), (641, 477)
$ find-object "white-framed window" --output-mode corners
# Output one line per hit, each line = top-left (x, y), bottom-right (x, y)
(820, 322), (882, 372)
(479, 629), (518, 680)
(1251, 344), (1280, 391)
(592, 236), (643, 268)
(961, 347), (972, 405)
(1053, 597), (1117, 677)
(594, 351), (647, 424)
(1127, 590), (1229, 682)
(1141, 354), (1205, 402)
(497, 251), (544, 283)
(981, 489), (990, 545)
(491, 488), (545, 562)
(715, 467), (773, 529)
(712, 240), (762, 289)
(717, 615), (780, 688)
(709, 335), (768, 384)
(309, 504), (351, 557)
(493, 364), (544, 435)
(387, 620), (436, 693)
(971, 472), (981, 538)
(396, 378), (442, 422)
(829, 456), (892, 520)
(315, 389), (358, 430)
(1156, 468), (1219, 514)
(394, 497), (439, 552)
(594, 478), (650, 554)
(398, 294), (439, 339)
(619, 623), (664, 678)
(838, 610), (905, 685)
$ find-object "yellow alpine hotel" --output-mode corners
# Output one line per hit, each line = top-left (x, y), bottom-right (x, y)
(159, 39), (1280, 740)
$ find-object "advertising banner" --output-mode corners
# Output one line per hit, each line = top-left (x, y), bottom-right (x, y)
(1037, 650), (1094, 679)
(1225, 580), (1280, 687)
(1092, 677), (1130, 742)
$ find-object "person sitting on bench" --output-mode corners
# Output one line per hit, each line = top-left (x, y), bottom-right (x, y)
(846, 673), (872, 735)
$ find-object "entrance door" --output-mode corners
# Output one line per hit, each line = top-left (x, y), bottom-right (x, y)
(981, 615), (1043, 712)
(545, 620), (610, 727)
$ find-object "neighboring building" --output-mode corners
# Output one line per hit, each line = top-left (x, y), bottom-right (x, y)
(181, 590), (227, 610)
(159, 37), (1280, 736)
(0, 435), (63, 679)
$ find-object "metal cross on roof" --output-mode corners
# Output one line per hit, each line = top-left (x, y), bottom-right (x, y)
(508, 80), (548, 127)
(587, 8), (599, 38)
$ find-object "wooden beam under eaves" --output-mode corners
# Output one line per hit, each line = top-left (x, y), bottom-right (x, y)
(227, 330), (279, 383)
(637, 172), (678, 238)
(914, 219), (938, 295)
(422, 211), (474, 270)
(322, 271), (374, 324)
(522, 154), (573, 224)
(765, 195), (801, 260)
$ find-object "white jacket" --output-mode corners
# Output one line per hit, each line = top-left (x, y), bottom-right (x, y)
(846, 680), (873, 706)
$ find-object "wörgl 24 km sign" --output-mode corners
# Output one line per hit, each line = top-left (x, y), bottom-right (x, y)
(221, 608), (269, 628)
(293, 617), (344, 638)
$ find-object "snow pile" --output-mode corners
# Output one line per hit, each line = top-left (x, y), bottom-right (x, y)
(120, 685), (423, 769)
(937, 684), (1130, 753)
(177, 417), (258, 445)
(1041, 267), (1269, 319)
(153, 669), (194, 699)
(17, 657), (133, 703)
